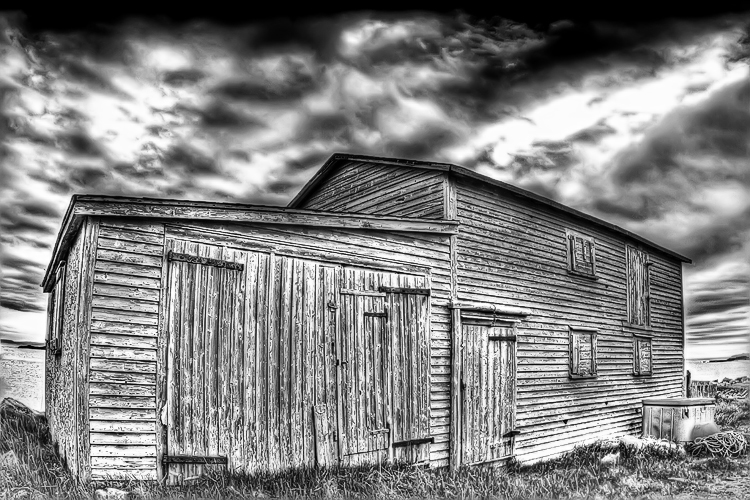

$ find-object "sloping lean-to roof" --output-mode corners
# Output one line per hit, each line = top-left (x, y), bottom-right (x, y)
(289, 153), (692, 264)
(41, 195), (459, 291)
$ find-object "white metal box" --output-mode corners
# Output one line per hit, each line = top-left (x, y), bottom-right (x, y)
(642, 398), (715, 442)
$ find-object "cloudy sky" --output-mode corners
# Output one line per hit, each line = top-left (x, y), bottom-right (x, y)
(0, 7), (748, 359)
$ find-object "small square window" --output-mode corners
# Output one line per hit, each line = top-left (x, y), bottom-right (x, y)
(569, 327), (597, 379)
(566, 230), (596, 278)
(633, 335), (653, 376)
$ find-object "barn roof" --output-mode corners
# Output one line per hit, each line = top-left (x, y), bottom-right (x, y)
(41, 195), (459, 291)
(289, 153), (693, 264)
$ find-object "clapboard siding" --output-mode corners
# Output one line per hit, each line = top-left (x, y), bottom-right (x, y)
(455, 177), (685, 464)
(89, 219), (165, 479)
(298, 161), (446, 218)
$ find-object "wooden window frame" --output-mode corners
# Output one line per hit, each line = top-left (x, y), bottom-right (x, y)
(569, 326), (598, 379)
(565, 230), (597, 279)
(47, 261), (66, 355)
(633, 334), (653, 376)
(626, 245), (652, 328)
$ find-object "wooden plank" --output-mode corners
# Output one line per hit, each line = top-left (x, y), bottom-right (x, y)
(92, 309), (159, 326)
(90, 433), (157, 445)
(302, 260), (316, 467)
(90, 382), (156, 397)
(90, 345), (157, 362)
(91, 469), (158, 481)
(90, 321), (158, 337)
(90, 408), (156, 421)
(97, 249), (162, 268)
(313, 404), (333, 466)
(267, 255), (281, 469)
(94, 272), (161, 289)
(75, 198), (460, 234)
(90, 395), (156, 409)
(97, 237), (164, 256)
(99, 220), (165, 234)
(90, 421), (156, 433)
(277, 256), (292, 467)
(94, 260), (162, 278)
(92, 295), (160, 314)
(91, 445), (157, 457)
(98, 227), (164, 245)
(90, 371), (156, 385)
(90, 358), (156, 374)
(90, 457), (157, 469)
(242, 251), (259, 471)
(93, 283), (160, 302)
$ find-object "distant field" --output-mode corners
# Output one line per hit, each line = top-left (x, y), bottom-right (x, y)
(0, 345), (44, 411)
(685, 359), (750, 382)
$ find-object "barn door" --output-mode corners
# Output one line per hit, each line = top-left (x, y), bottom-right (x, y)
(163, 242), (245, 482)
(337, 288), (390, 458)
(336, 268), (431, 465)
(385, 286), (431, 463)
(460, 319), (517, 465)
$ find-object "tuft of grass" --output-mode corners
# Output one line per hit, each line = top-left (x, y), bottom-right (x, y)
(715, 398), (750, 429)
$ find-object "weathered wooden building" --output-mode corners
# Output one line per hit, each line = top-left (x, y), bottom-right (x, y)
(43, 153), (691, 482)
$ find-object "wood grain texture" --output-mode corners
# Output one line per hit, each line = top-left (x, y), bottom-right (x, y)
(298, 161), (447, 219)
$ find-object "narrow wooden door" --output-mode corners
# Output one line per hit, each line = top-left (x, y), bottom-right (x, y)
(338, 290), (390, 458)
(164, 242), (245, 481)
(460, 322), (516, 465)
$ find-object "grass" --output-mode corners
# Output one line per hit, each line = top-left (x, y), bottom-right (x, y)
(2, 392), (748, 499)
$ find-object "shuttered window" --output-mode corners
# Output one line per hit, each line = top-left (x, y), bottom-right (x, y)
(566, 230), (596, 278)
(626, 246), (650, 326)
(633, 335), (653, 376)
(47, 262), (66, 355)
(569, 327), (597, 379)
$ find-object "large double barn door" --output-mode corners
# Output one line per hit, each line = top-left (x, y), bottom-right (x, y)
(336, 268), (431, 465)
(460, 315), (517, 465)
(162, 243), (431, 475)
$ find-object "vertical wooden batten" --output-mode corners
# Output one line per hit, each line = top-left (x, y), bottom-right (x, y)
(156, 237), (171, 482)
(78, 217), (100, 481)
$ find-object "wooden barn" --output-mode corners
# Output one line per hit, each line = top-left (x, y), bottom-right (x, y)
(42, 153), (691, 482)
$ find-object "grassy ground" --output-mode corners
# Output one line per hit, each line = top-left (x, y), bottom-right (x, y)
(1, 394), (748, 499)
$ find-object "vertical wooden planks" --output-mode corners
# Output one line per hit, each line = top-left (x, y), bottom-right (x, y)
(267, 255), (282, 470)
(302, 261), (317, 466)
(290, 259), (304, 467)
(242, 252), (259, 471)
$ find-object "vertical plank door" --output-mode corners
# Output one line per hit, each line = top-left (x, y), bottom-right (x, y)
(338, 286), (390, 460)
(164, 243), (245, 482)
(460, 322), (516, 465)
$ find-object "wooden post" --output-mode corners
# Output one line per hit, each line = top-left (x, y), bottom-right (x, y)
(449, 305), (462, 472)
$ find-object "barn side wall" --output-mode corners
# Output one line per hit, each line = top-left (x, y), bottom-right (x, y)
(297, 161), (447, 218)
(45, 219), (96, 477)
(454, 176), (685, 464)
(86, 217), (452, 480)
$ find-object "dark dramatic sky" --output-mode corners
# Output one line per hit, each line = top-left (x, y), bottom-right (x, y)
(1, 5), (748, 358)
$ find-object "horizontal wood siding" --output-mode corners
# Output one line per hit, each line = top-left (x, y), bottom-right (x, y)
(298, 161), (446, 219)
(455, 177), (685, 464)
(163, 221), (452, 468)
(89, 219), (165, 480)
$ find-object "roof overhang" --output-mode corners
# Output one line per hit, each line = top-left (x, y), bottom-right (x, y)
(41, 195), (459, 292)
(289, 153), (692, 264)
